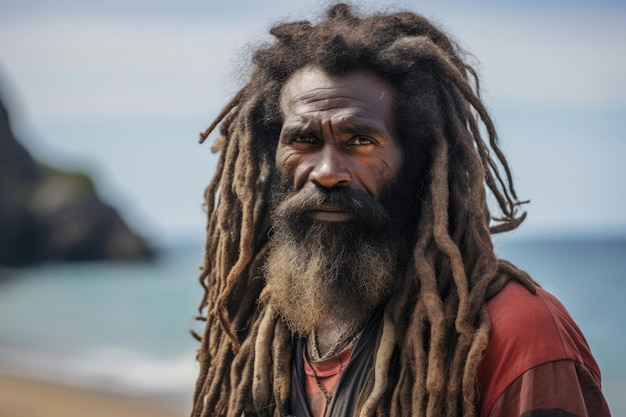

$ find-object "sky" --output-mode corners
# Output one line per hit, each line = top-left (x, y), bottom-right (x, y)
(0, 0), (625, 242)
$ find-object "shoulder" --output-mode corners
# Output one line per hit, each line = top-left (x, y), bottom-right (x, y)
(485, 282), (597, 366)
(478, 281), (601, 415)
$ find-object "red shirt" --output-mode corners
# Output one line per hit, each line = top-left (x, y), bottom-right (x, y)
(303, 343), (355, 417)
(479, 282), (611, 416)
(300, 282), (611, 417)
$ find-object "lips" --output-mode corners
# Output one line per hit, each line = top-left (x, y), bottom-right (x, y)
(307, 203), (354, 222)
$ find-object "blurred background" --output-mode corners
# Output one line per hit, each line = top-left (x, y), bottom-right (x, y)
(0, 0), (624, 415)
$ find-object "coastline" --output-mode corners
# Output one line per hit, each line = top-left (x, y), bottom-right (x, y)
(0, 374), (188, 417)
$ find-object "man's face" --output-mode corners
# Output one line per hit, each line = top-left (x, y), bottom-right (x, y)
(275, 65), (403, 213)
(262, 66), (406, 334)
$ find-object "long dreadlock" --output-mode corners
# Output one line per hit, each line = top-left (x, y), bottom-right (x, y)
(192, 4), (537, 417)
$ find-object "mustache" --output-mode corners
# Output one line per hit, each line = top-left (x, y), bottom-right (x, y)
(272, 186), (392, 231)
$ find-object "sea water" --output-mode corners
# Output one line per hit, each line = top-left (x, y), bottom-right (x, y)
(0, 236), (624, 414)
(0, 239), (205, 411)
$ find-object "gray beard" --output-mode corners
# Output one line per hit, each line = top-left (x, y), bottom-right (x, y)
(262, 221), (399, 336)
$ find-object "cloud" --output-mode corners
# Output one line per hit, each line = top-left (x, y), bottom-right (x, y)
(0, 6), (624, 123)
(0, 5), (623, 234)
(0, 17), (253, 120)
(439, 9), (626, 106)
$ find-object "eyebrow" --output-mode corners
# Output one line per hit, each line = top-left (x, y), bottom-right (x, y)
(280, 119), (391, 138)
(281, 124), (310, 136)
(335, 120), (390, 137)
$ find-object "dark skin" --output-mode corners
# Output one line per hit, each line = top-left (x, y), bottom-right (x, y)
(275, 65), (404, 355)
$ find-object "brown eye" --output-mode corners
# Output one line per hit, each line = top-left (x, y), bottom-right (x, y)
(293, 135), (317, 144)
(349, 136), (376, 146)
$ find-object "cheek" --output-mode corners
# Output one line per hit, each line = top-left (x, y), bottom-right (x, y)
(274, 145), (291, 175)
(379, 146), (404, 186)
(275, 150), (302, 186)
(355, 160), (398, 198)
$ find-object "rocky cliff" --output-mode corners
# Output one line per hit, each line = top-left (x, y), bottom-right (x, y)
(0, 95), (153, 266)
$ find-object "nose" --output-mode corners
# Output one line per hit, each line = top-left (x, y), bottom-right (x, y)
(309, 145), (351, 189)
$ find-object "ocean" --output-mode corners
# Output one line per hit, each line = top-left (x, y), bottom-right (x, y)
(0, 236), (624, 415)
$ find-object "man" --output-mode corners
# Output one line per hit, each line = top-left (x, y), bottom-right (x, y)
(191, 4), (611, 417)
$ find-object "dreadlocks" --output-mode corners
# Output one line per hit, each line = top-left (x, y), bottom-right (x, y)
(193, 4), (536, 417)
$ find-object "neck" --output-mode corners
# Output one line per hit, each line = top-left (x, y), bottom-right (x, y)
(308, 315), (367, 360)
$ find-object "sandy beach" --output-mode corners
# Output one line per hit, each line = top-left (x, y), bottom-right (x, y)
(0, 375), (188, 417)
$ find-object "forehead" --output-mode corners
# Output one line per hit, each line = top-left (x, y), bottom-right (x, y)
(279, 66), (394, 122)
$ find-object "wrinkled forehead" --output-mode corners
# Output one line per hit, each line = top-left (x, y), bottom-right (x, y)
(278, 65), (395, 123)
